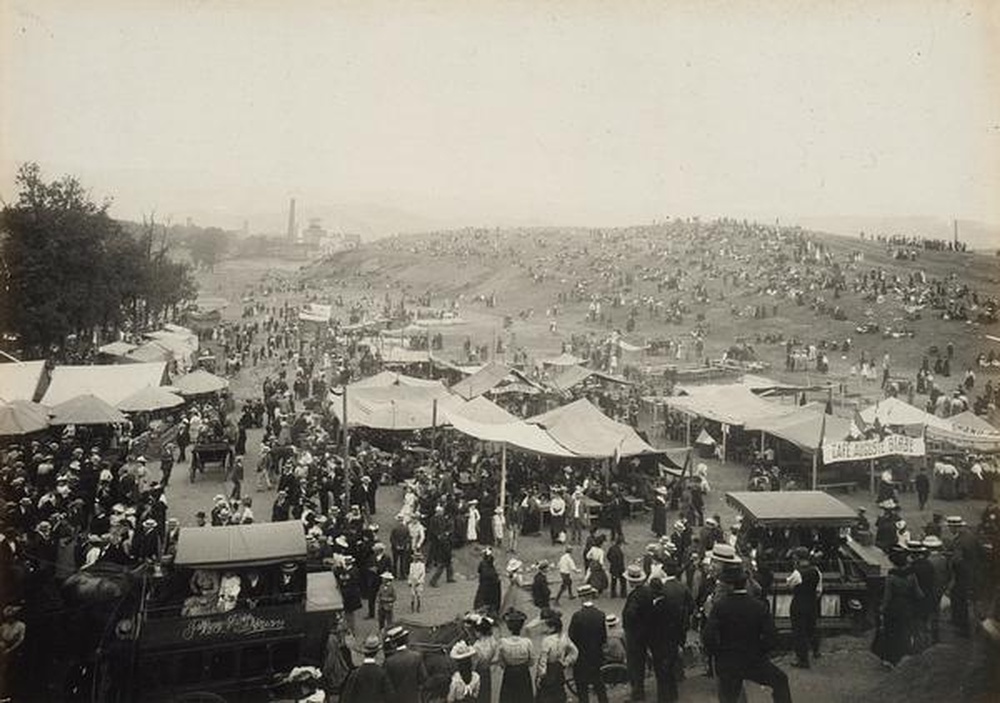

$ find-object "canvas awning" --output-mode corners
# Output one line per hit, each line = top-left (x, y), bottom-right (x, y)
(746, 409), (853, 453)
(726, 490), (858, 527)
(42, 362), (168, 406)
(175, 522), (306, 569)
(0, 400), (50, 436)
(172, 369), (229, 396)
(860, 397), (950, 433)
(50, 394), (127, 425)
(549, 366), (633, 392)
(0, 360), (46, 402)
(98, 341), (138, 357)
(665, 384), (792, 426)
(117, 386), (185, 413)
(449, 396), (520, 425)
(450, 362), (544, 400)
(350, 371), (443, 389)
(382, 347), (431, 365)
(527, 398), (659, 458)
(331, 382), (458, 430)
(443, 409), (578, 458)
(926, 410), (1000, 452)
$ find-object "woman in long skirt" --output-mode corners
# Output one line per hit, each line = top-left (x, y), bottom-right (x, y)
(474, 550), (502, 615)
(585, 535), (609, 595)
(535, 612), (578, 703)
(471, 617), (498, 703)
(873, 546), (924, 666)
(497, 609), (535, 703)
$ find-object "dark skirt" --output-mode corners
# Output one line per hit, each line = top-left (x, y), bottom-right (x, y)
(536, 661), (566, 703)
(587, 562), (609, 594)
(500, 663), (534, 703)
(477, 665), (493, 703)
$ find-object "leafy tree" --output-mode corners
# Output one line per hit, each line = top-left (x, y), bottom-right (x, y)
(0, 163), (197, 357)
(188, 227), (229, 271)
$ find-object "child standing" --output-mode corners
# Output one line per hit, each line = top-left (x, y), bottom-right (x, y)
(377, 571), (396, 630)
(407, 552), (426, 613)
(492, 507), (505, 549)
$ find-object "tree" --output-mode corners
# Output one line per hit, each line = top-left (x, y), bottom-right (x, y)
(0, 163), (197, 357)
(188, 227), (229, 271)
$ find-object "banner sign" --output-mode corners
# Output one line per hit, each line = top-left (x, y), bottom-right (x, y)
(823, 435), (925, 464)
(141, 606), (306, 650)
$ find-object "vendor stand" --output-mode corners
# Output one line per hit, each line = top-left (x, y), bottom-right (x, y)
(726, 490), (888, 633)
(98, 522), (342, 702)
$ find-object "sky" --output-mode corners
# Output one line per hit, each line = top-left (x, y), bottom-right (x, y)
(2, 0), (999, 235)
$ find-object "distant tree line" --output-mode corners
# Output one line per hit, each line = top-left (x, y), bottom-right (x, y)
(0, 163), (197, 358)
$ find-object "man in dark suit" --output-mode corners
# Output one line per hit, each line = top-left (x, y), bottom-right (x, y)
(786, 550), (821, 668)
(341, 635), (395, 703)
(622, 564), (652, 701)
(382, 627), (427, 703)
(648, 558), (693, 702)
(703, 571), (791, 703)
(568, 584), (609, 703)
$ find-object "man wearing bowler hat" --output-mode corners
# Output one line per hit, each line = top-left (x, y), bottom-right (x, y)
(569, 584), (609, 703)
(383, 625), (427, 703)
(341, 635), (395, 703)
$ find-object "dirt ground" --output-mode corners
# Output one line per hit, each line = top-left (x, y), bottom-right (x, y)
(163, 256), (997, 703)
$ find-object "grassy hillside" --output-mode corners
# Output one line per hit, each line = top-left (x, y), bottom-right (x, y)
(304, 221), (999, 393)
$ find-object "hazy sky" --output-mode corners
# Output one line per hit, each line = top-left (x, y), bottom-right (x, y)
(2, 0), (999, 233)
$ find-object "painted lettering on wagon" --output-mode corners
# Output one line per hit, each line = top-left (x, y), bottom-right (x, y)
(181, 612), (285, 641)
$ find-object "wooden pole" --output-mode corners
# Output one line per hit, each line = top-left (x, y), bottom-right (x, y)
(811, 451), (818, 490)
(721, 424), (727, 464)
(500, 443), (508, 511)
(685, 415), (692, 446)
(431, 398), (438, 454)
(869, 459), (875, 496)
(342, 387), (351, 510)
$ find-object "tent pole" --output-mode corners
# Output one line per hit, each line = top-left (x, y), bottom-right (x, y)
(759, 431), (765, 454)
(869, 459), (875, 496)
(685, 415), (691, 446)
(342, 386), (351, 511)
(431, 398), (438, 454)
(721, 425), (727, 464)
(500, 443), (508, 512)
(811, 451), (818, 490)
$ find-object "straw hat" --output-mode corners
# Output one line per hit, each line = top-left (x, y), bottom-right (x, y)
(711, 543), (742, 564)
(361, 635), (382, 655)
(624, 564), (647, 583)
(922, 535), (943, 549)
(449, 641), (476, 660)
(945, 515), (967, 527)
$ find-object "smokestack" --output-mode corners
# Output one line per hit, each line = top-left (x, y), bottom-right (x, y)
(287, 198), (297, 241)
(953, 219), (958, 244)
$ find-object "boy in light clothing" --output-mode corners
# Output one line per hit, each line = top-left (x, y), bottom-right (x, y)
(408, 552), (426, 613)
(553, 545), (580, 604)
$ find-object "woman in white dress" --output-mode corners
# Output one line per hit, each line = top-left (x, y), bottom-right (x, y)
(467, 500), (481, 543)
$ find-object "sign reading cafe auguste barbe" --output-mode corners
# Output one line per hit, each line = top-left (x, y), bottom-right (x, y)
(822, 434), (926, 464)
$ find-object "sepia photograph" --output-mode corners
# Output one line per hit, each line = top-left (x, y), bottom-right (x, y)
(0, 1), (998, 701)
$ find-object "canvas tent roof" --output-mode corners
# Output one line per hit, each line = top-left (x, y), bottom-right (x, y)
(860, 397), (950, 431)
(926, 410), (1000, 452)
(726, 490), (858, 527)
(747, 409), (853, 453)
(540, 352), (585, 367)
(42, 362), (167, 406)
(50, 394), (127, 426)
(172, 369), (229, 396)
(175, 522), (306, 569)
(695, 428), (716, 446)
(946, 411), (998, 435)
(349, 372), (444, 389)
(450, 396), (520, 425)
(527, 398), (659, 458)
(549, 366), (633, 393)
(0, 400), (50, 436)
(449, 362), (542, 400)
(117, 385), (185, 413)
(331, 382), (459, 430)
(665, 384), (792, 426)
(0, 360), (46, 402)
(443, 409), (578, 458)
(98, 341), (138, 357)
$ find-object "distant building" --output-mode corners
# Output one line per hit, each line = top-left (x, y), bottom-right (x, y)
(286, 198), (297, 241)
(302, 218), (327, 247)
